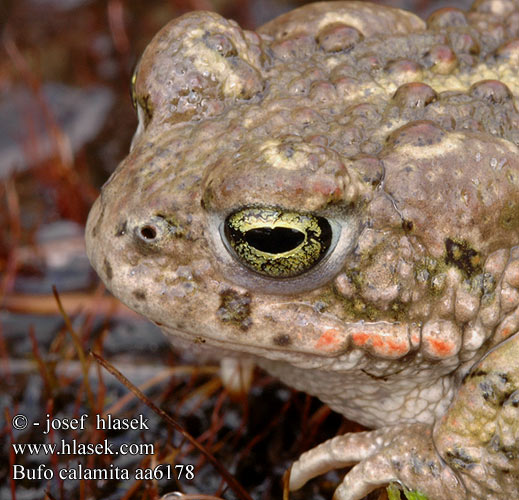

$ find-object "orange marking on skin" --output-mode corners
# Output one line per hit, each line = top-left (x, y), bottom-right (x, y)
(311, 180), (342, 198)
(315, 329), (341, 350)
(428, 338), (455, 357)
(332, 187), (342, 198)
(352, 330), (409, 357)
(352, 332), (370, 346)
(387, 339), (409, 355)
(372, 335), (384, 348)
(500, 327), (511, 339)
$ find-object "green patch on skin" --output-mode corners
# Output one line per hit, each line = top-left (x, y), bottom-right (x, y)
(387, 483), (429, 500)
(348, 269), (365, 289)
(331, 268), (410, 322)
(155, 213), (185, 238)
(416, 250), (496, 307)
(217, 289), (252, 331)
(499, 201), (519, 229)
(342, 297), (379, 321)
(337, 294), (410, 323)
(136, 93), (153, 125)
(414, 257), (447, 296)
(429, 272), (447, 295)
(389, 300), (409, 320)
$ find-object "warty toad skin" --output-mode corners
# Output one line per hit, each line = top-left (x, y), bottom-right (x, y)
(86, 1), (519, 498)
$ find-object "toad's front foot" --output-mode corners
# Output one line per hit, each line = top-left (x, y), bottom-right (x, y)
(291, 333), (519, 500)
(289, 423), (465, 500)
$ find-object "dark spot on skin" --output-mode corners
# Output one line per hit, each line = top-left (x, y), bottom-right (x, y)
(194, 336), (206, 344)
(502, 390), (517, 406)
(445, 447), (476, 470)
(467, 368), (488, 380)
(133, 290), (146, 301)
(115, 220), (127, 237)
(390, 458), (403, 472)
(505, 390), (519, 407)
(427, 460), (441, 478)
(479, 381), (495, 401)
(217, 289), (252, 331)
(402, 219), (413, 232)
(285, 146), (294, 158)
(104, 258), (113, 281)
(479, 378), (510, 407)
(154, 321), (163, 327)
(314, 301), (328, 312)
(351, 156), (383, 186)
(489, 435), (518, 461)
(444, 238), (481, 277)
(273, 334), (291, 346)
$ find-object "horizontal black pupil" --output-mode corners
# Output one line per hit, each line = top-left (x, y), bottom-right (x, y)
(245, 227), (305, 254)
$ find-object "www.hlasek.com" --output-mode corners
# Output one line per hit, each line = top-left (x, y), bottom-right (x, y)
(11, 413), (195, 481)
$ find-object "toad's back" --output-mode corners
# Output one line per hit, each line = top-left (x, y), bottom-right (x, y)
(86, 1), (519, 499)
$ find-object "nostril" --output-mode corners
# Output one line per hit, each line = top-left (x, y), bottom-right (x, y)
(133, 215), (177, 251)
(140, 225), (157, 240)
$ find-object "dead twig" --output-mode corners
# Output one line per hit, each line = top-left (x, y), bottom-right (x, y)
(91, 351), (252, 500)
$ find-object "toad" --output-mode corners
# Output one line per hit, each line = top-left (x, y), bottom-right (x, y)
(85, 1), (519, 498)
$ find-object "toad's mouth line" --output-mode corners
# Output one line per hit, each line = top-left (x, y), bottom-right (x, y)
(161, 318), (464, 363)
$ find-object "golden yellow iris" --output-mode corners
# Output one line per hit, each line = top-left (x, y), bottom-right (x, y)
(224, 207), (332, 278)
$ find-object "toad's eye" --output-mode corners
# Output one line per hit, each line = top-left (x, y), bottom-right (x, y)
(224, 207), (332, 278)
